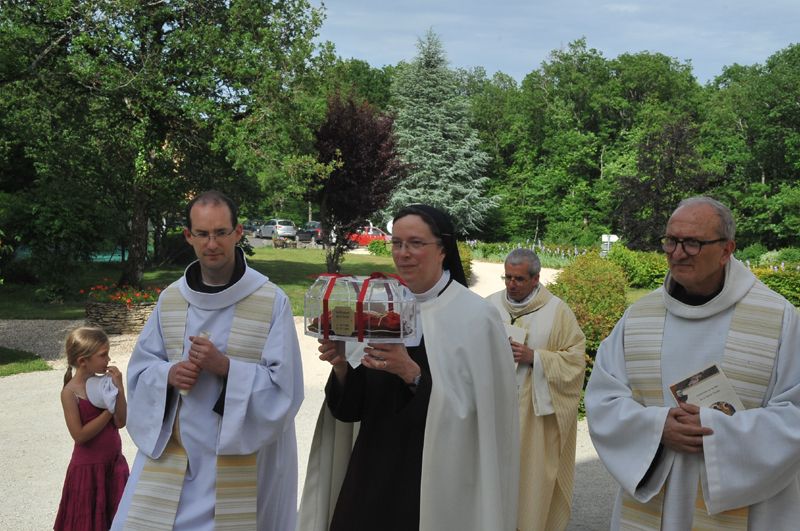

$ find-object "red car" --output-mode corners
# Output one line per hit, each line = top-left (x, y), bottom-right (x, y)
(347, 226), (391, 247)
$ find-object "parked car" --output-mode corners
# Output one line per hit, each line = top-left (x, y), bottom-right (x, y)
(257, 219), (297, 239)
(242, 219), (263, 234)
(296, 221), (324, 243)
(347, 226), (391, 247)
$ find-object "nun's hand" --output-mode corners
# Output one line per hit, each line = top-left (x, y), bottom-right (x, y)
(319, 339), (348, 384)
(363, 343), (420, 385)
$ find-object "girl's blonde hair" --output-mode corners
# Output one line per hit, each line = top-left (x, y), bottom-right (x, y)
(63, 326), (109, 387)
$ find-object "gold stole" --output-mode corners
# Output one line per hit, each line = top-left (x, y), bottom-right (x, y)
(621, 282), (784, 530)
(124, 282), (276, 530)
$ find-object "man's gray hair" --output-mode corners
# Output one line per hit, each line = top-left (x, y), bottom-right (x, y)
(506, 248), (541, 276)
(676, 196), (736, 240)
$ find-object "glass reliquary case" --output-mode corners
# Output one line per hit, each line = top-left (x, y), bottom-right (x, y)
(304, 274), (417, 342)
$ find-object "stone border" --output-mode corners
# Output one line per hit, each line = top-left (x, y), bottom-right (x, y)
(85, 301), (155, 334)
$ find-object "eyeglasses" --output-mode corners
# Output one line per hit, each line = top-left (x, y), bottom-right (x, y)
(661, 236), (727, 256)
(501, 275), (530, 283)
(190, 227), (237, 243)
(388, 239), (441, 252)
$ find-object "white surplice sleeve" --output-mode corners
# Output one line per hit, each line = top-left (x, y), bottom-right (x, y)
(584, 313), (673, 500)
(125, 305), (178, 458)
(701, 304), (800, 514)
(217, 290), (304, 454)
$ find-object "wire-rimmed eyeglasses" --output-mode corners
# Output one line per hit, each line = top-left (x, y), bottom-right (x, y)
(189, 227), (237, 243)
(500, 274), (531, 283)
(388, 239), (441, 252)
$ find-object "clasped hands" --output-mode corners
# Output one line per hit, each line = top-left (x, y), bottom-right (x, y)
(168, 335), (230, 393)
(318, 339), (420, 385)
(661, 402), (714, 454)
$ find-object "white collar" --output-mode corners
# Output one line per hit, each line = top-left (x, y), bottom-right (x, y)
(414, 270), (451, 303)
(505, 284), (540, 308)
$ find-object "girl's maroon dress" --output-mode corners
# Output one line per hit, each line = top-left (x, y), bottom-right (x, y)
(54, 397), (129, 531)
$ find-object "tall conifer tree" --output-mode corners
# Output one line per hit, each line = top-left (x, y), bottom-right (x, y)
(387, 30), (493, 235)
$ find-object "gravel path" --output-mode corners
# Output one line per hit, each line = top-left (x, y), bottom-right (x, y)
(0, 319), (87, 361)
(0, 262), (614, 530)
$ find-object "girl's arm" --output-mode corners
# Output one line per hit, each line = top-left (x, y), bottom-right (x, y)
(60, 387), (112, 444)
(107, 366), (127, 428)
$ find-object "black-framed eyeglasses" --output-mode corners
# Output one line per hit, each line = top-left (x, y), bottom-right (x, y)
(501, 274), (530, 283)
(388, 239), (441, 252)
(661, 236), (726, 256)
(190, 227), (237, 243)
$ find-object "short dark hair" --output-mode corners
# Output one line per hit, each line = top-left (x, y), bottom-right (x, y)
(185, 190), (238, 230)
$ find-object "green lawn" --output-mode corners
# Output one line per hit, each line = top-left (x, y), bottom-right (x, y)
(246, 247), (394, 314)
(0, 346), (52, 377)
(0, 247), (654, 319)
(0, 247), (394, 319)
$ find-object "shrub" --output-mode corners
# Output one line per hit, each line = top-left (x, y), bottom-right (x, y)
(544, 220), (604, 248)
(468, 240), (587, 269)
(457, 241), (472, 282)
(776, 247), (800, 265)
(759, 250), (782, 266)
(607, 245), (668, 289)
(753, 268), (800, 307)
(549, 252), (628, 381)
(367, 239), (391, 257)
(157, 231), (197, 266)
(736, 243), (768, 266)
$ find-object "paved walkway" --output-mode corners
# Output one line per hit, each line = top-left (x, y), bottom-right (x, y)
(0, 261), (615, 530)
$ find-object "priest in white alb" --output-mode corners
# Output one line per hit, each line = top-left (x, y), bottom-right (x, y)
(112, 191), (304, 530)
(585, 196), (800, 530)
(487, 248), (586, 531)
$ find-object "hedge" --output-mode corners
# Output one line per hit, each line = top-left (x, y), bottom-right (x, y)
(753, 268), (800, 307)
(607, 244), (668, 289)
(549, 252), (628, 381)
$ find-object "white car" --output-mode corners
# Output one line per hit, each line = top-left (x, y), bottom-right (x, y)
(257, 219), (297, 239)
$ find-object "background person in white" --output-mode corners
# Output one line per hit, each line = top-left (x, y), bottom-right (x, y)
(585, 196), (800, 530)
(486, 248), (585, 531)
(112, 191), (303, 530)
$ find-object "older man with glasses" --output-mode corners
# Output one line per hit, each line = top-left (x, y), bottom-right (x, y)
(486, 248), (586, 531)
(585, 196), (800, 530)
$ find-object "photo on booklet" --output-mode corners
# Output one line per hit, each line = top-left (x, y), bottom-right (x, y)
(669, 364), (745, 415)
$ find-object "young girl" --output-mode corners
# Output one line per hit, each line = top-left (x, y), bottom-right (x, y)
(54, 326), (129, 531)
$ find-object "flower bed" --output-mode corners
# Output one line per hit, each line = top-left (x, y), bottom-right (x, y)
(82, 280), (162, 334)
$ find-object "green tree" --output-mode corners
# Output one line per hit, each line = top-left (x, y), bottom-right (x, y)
(386, 30), (493, 235)
(311, 93), (405, 272)
(702, 45), (800, 248)
(458, 67), (522, 240)
(0, 0), (325, 291)
(323, 58), (395, 111)
(500, 40), (610, 244)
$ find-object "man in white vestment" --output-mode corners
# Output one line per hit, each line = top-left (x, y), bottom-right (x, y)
(585, 196), (800, 530)
(487, 248), (586, 531)
(112, 191), (304, 530)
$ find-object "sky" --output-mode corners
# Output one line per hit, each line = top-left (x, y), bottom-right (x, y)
(313, 0), (799, 84)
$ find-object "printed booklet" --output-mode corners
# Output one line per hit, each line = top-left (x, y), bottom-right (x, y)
(669, 364), (744, 415)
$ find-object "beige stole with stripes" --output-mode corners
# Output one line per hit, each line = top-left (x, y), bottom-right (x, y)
(621, 281), (784, 530)
(125, 282), (276, 530)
